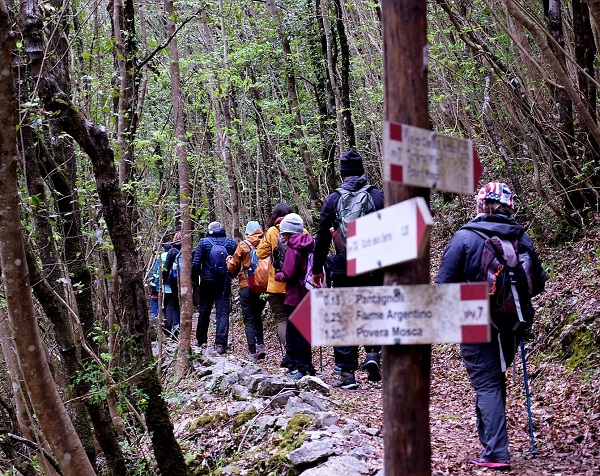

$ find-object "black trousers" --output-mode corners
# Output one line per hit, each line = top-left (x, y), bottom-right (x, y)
(285, 304), (315, 375)
(331, 271), (384, 372)
(196, 279), (231, 346)
(239, 286), (266, 353)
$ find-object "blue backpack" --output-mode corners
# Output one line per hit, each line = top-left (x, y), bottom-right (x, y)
(242, 240), (268, 293)
(242, 240), (259, 278)
(168, 251), (182, 287)
(206, 238), (228, 276)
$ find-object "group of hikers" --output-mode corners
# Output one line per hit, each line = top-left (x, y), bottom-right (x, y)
(149, 149), (547, 470)
(149, 150), (383, 388)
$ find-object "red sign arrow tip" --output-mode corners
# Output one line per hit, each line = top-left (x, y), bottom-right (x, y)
(289, 293), (312, 344)
(472, 147), (483, 189)
(416, 202), (427, 255)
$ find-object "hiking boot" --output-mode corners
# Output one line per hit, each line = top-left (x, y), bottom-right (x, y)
(333, 364), (342, 374)
(288, 370), (305, 380)
(215, 344), (227, 355)
(256, 344), (266, 360)
(280, 355), (295, 369)
(469, 458), (510, 470)
(248, 353), (258, 363)
(361, 352), (381, 382)
(332, 371), (358, 390)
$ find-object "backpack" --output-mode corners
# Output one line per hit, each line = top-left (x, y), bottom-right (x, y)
(243, 241), (268, 293)
(168, 251), (182, 288)
(335, 184), (376, 254)
(272, 232), (288, 272)
(304, 251), (327, 290)
(206, 238), (228, 276)
(472, 230), (535, 336)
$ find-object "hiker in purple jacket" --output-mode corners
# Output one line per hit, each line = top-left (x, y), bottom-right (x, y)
(436, 182), (546, 470)
(274, 213), (315, 379)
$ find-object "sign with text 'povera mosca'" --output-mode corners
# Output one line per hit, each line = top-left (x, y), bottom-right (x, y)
(382, 121), (483, 195)
(289, 283), (490, 346)
(346, 197), (432, 276)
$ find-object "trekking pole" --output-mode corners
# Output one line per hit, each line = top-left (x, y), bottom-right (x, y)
(319, 347), (323, 372)
(520, 339), (537, 456)
(277, 333), (284, 357)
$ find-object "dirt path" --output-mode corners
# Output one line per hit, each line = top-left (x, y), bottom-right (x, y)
(220, 312), (599, 475)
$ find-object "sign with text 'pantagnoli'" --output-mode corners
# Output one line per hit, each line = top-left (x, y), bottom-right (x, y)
(345, 197), (432, 276)
(290, 283), (490, 346)
(382, 121), (482, 195)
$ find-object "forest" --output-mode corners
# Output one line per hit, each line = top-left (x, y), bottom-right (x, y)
(0, 0), (598, 475)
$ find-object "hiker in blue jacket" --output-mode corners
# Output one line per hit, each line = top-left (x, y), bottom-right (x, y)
(436, 182), (546, 470)
(311, 150), (385, 389)
(192, 221), (237, 354)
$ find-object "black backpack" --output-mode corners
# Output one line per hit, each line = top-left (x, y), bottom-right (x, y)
(272, 232), (288, 272)
(471, 230), (535, 335)
(334, 184), (376, 249)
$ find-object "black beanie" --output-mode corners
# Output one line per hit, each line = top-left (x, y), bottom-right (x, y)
(340, 149), (365, 177)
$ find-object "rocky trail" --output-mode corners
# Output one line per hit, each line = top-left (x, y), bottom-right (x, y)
(153, 308), (599, 476)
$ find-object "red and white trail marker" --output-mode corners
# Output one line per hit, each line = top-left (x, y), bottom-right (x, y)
(346, 197), (432, 276)
(290, 283), (490, 347)
(382, 121), (483, 195)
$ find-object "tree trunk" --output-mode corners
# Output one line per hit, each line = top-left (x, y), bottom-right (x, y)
(25, 245), (129, 476)
(113, 0), (128, 185)
(164, 0), (194, 379)
(309, 0), (338, 194)
(16, 6), (127, 470)
(247, 66), (275, 223)
(0, 311), (58, 476)
(200, 10), (242, 237)
(0, 5), (95, 474)
(333, 0), (356, 149)
(381, 0), (432, 474)
(21, 141), (97, 468)
(319, 0), (344, 154)
(572, 0), (597, 123)
(266, 0), (320, 216)
(18, 0), (187, 473)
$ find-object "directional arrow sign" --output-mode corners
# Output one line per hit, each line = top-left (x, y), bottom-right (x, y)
(382, 121), (483, 195)
(346, 197), (432, 276)
(290, 283), (490, 346)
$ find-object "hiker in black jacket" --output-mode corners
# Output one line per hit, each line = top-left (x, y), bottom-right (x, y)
(312, 150), (385, 389)
(436, 182), (546, 470)
(162, 232), (182, 337)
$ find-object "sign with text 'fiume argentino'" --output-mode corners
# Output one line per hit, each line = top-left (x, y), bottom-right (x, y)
(290, 283), (490, 346)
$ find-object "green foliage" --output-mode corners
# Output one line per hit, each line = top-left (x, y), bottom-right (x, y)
(72, 361), (108, 404)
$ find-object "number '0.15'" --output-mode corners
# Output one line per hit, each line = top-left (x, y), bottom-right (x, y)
(323, 294), (341, 306)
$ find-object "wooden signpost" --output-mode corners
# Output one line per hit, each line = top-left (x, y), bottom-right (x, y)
(382, 121), (483, 195)
(346, 197), (433, 276)
(290, 283), (490, 347)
